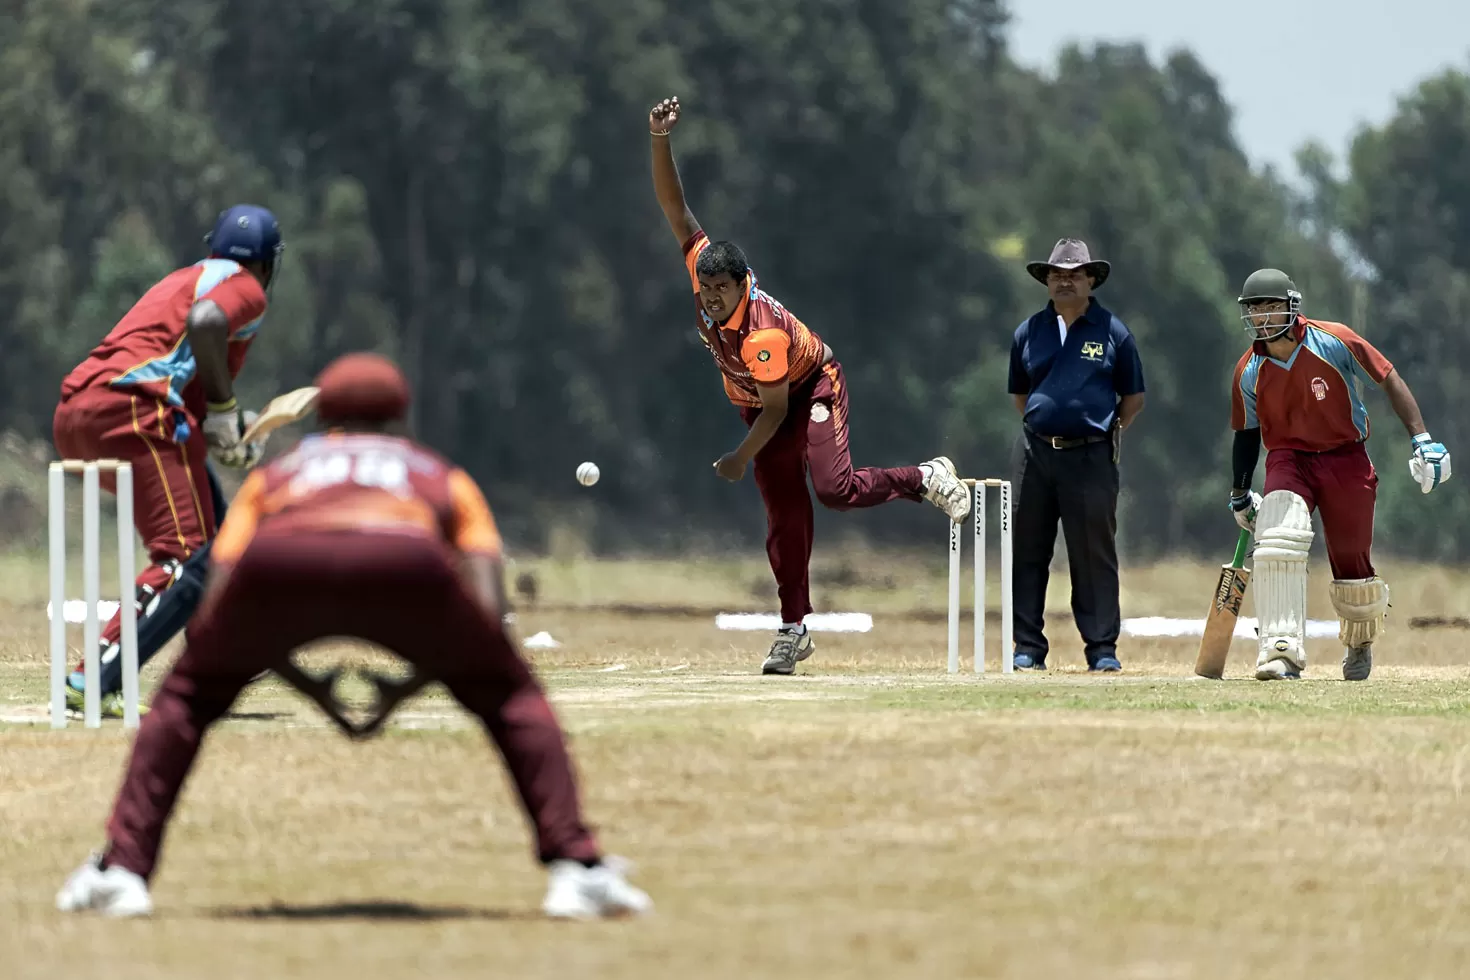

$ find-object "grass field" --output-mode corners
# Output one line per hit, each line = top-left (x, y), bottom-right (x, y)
(4, 552), (1470, 979)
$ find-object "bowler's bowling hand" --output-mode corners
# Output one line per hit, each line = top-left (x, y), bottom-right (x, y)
(714, 451), (747, 482)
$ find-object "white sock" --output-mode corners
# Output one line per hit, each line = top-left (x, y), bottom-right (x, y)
(780, 622), (806, 634)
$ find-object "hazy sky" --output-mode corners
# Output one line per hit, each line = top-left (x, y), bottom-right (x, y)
(1006, 0), (1470, 177)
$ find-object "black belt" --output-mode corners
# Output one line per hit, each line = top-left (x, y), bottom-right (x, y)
(1028, 429), (1110, 450)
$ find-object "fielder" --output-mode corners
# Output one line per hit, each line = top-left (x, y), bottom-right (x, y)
(648, 96), (971, 675)
(56, 352), (652, 920)
(1228, 269), (1451, 681)
(53, 204), (284, 717)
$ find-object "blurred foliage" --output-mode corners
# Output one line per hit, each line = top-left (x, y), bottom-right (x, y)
(0, 0), (1463, 560)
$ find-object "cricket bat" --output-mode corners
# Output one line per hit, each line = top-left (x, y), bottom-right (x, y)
(241, 386), (320, 446)
(1193, 528), (1254, 679)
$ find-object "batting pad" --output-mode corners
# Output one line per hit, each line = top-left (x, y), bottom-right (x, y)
(1330, 577), (1390, 647)
(1252, 490), (1313, 669)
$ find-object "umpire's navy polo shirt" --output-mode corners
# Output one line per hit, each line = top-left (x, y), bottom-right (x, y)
(1007, 297), (1146, 439)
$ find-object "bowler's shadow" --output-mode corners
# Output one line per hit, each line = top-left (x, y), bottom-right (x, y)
(211, 900), (527, 922)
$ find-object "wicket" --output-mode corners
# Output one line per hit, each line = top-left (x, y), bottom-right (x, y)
(947, 478), (1014, 674)
(48, 459), (140, 729)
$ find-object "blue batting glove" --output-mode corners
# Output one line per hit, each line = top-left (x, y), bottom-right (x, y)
(1409, 433), (1451, 495)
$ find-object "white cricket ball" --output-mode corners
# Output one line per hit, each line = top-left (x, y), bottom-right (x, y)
(576, 461), (600, 487)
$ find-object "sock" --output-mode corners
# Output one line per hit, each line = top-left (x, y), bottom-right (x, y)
(780, 622), (806, 634)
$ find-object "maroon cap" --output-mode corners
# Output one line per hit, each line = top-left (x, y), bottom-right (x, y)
(314, 352), (411, 424)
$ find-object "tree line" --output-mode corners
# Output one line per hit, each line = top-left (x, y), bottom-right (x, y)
(2, 0), (1466, 561)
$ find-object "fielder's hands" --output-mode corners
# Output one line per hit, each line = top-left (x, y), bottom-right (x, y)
(1409, 433), (1451, 494)
(1229, 490), (1261, 532)
(650, 97), (682, 136)
(203, 399), (258, 469)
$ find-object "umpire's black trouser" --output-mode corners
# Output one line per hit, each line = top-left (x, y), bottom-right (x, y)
(1011, 428), (1121, 665)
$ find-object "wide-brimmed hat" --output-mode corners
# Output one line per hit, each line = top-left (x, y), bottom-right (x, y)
(1026, 238), (1110, 289)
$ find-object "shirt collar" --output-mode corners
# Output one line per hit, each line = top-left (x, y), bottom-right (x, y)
(1044, 296), (1103, 327)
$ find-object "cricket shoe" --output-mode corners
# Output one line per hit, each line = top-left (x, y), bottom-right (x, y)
(761, 627), (814, 675)
(56, 852), (153, 918)
(1256, 637), (1303, 680)
(918, 456), (971, 523)
(1342, 644), (1373, 681)
(65, 677), (150, 720)
(542, 856), (653, 920)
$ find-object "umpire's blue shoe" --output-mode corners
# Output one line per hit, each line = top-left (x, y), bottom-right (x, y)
(1013, 651), (1047, 670)
(1090, 656), (1122, 672)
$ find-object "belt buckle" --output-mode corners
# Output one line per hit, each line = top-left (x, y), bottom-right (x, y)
(1050, 435), (1066, 450)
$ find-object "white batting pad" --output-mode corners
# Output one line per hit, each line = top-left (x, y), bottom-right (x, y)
(1252, 490), (1313, 669)
(1330, 577), (1390, 647)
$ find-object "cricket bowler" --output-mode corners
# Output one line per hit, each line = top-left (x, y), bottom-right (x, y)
(52, 204), (284, 717)
(1227, 269), (1451, 681)
(56, 352), (652, 920)
(648, 96), (972, 675)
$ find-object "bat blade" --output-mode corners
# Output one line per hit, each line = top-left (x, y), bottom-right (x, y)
(1193, 564), (1251, 679)
(242, 386), (320, 445)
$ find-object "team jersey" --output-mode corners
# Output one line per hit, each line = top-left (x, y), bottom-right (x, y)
(1230, 317), (1394, 453)
(683, 230), (826, 408)
(61, 259), (267, 429)
(210, 432), (502, 566)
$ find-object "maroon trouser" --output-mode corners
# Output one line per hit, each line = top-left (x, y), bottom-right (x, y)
(1264, 441), (1378, 580)
(101, 530), (600, 881)
(54, 386), (217, 670)
(739, 360), (925, 624)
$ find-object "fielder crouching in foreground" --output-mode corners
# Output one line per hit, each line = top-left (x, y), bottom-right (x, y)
(1228, 269), (1450, 681)
(57, 352), (652, 920)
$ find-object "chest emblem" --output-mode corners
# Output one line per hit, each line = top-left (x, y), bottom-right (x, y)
(1080, 341), (1104, 362)
(1310, 377), (1328, 401)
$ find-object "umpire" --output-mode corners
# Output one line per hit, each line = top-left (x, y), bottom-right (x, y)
(1006, 239), (1146, 672)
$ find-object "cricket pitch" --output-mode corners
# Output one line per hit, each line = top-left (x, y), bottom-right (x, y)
(4, 599), (1470, 979)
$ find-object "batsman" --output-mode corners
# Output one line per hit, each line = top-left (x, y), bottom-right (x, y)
(1228, 269), (1451, 681)
(52, 204), (284, 716)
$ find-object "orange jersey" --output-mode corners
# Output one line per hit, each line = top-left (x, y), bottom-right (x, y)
(61, 260), (267, 426)
(211, 432), (501, 566)
(1230, 317), (1395, 453)
(683, 231), (826, 407)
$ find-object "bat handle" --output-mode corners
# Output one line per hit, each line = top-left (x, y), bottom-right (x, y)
(1231, 527), (1253, 568)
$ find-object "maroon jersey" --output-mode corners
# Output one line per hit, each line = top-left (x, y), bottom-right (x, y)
(683, 230), (826, 407)
(211, 432), (501, 565)
(61, 260), (267, 428)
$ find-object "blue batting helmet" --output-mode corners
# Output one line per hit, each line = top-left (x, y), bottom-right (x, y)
(205, 204), (284, 264)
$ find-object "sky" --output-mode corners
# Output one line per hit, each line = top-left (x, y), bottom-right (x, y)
(1005, 0), (1470, 178)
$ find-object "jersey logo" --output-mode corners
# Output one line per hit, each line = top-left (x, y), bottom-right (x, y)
(1311, 377), (1329, 401)
(810, 403), (830, 423)
(1080, 341), (1105, 362)
(757, 349), (771, 362)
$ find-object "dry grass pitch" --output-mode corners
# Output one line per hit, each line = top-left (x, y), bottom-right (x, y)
(3, 551), (1470, 979)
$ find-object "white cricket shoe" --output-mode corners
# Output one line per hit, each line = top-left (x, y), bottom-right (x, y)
(56, 853), (153, 918)
(542, 856), (652, 920)
(761, 627), (814, 675)
(919, 457), (971, 523)
(1256, 637), (1304, 681)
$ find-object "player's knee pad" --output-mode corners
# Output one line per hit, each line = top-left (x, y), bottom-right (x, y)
(1252, 490), (1313, 667)
(1330, 576), (1390, 647)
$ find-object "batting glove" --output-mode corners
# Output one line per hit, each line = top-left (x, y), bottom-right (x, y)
(1410, 433), (1451, 495)
(1229, 490), (1261, 532)
(203, 399), (252, 469)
